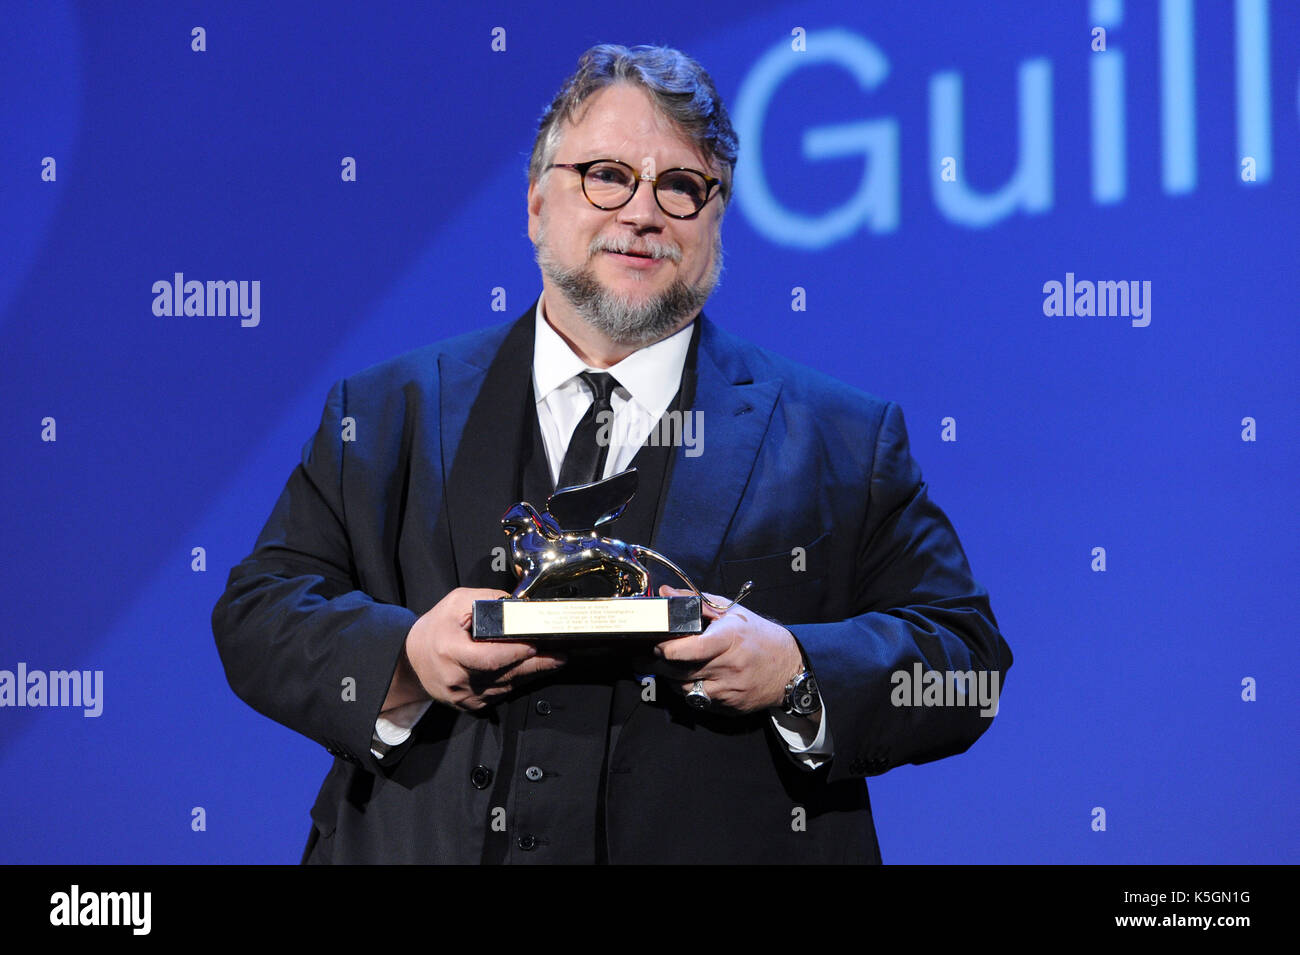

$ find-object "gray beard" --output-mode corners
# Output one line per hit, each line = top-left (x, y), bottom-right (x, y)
(535, 231), (722, 348)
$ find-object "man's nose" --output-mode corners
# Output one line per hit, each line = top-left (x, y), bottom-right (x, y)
(618, 176), (667, 229)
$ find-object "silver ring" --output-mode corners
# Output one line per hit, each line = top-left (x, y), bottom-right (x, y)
(686, 679), (710, 709)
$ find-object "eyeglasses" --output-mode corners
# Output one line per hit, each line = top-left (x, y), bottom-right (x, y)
(548, 159), (722, 219)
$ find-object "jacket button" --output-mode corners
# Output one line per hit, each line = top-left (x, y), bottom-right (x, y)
(525, 765), (544, 782)
(470, 765), (493, 789)
(535, 700), (552, 716)
(516, 833), (537, 851)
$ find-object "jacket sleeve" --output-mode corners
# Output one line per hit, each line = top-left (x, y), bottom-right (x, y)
(211, 379), (419, 774)
(788, 401), (1012, 784)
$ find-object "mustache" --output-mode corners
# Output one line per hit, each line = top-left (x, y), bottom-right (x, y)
(588, 235), (683, 263)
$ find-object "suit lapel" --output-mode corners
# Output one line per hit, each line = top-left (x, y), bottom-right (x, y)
(610, 315), (782, 730)
(440, 308), (537, 591)
(651, 316), (782, 594)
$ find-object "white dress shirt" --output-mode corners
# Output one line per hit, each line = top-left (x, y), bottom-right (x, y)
(373, 293), (831, 768)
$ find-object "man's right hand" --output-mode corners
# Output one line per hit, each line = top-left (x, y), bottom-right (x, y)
(401, 587), (565, 712)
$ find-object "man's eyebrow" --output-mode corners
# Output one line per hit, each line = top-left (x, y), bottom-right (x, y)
(589, 154), (714, 172)
(575, 141), (710, 166)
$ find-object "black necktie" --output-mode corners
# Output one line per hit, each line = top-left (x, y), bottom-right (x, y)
(557, 371), (621, 489)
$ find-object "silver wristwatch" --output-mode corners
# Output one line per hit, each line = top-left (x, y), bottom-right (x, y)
(782, 667), (822, 717)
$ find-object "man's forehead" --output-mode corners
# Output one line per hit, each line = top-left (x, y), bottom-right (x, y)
(558, 84), (715, 172)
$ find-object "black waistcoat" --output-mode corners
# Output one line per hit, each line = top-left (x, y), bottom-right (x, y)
(480, 322), (701, 864)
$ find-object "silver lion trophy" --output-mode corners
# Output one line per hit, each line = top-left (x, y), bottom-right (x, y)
(472, 468), (751, 642)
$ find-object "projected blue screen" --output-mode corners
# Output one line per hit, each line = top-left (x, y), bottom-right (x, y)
(1, 0), (1295, 863)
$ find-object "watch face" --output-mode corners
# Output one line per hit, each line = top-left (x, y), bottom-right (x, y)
(788, 673), (820, 715)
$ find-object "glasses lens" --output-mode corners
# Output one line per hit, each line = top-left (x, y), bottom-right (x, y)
(583, 161), (635, 208)
(656, 170), (708, 216)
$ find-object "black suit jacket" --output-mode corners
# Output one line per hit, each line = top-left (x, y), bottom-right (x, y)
(212, 305), (1011, 863)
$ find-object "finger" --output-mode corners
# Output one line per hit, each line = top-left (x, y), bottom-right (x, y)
(654, 634), (710, 665)
(460, 640), (540, 673)
(635, 656), (705, 683)
(499, 652), (567, 683)
(468, 667), (518, 695)
(658, 585), (742, 623)
(465, 651), (566, 696)
(656, 629), (730, 665)
(460, 587), (513, 601)
(700, 609), (749, 641)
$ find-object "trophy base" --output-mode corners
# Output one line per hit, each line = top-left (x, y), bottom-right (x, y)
(471, 595), (702, 642)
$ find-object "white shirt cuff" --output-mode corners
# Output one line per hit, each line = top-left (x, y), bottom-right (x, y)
(769, 698), (833, 769)
(371, 700), (432, 759)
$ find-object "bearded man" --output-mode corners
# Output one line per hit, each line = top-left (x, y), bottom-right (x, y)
(212, 43), (1011, 864)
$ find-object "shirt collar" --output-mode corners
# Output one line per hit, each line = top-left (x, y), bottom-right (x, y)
(532, 291), (694, 418)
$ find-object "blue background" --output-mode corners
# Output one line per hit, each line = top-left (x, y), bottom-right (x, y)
(1, 0), (1295, 863)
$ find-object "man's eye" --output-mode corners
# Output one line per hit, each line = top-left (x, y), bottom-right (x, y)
(661, 173), (704, 200)
(589, 165), (631, 185)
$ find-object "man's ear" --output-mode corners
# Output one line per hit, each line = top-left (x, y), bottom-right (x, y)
(527, 178), (542, 243)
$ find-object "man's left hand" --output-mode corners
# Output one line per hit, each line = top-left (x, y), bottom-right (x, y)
(642, 585), (804, 714)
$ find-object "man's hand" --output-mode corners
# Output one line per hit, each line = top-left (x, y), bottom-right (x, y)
(393, 587), (565, 712)
(643, 585), (804, 713)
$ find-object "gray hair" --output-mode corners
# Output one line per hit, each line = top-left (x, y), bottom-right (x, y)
(527, 44), (739, 206)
